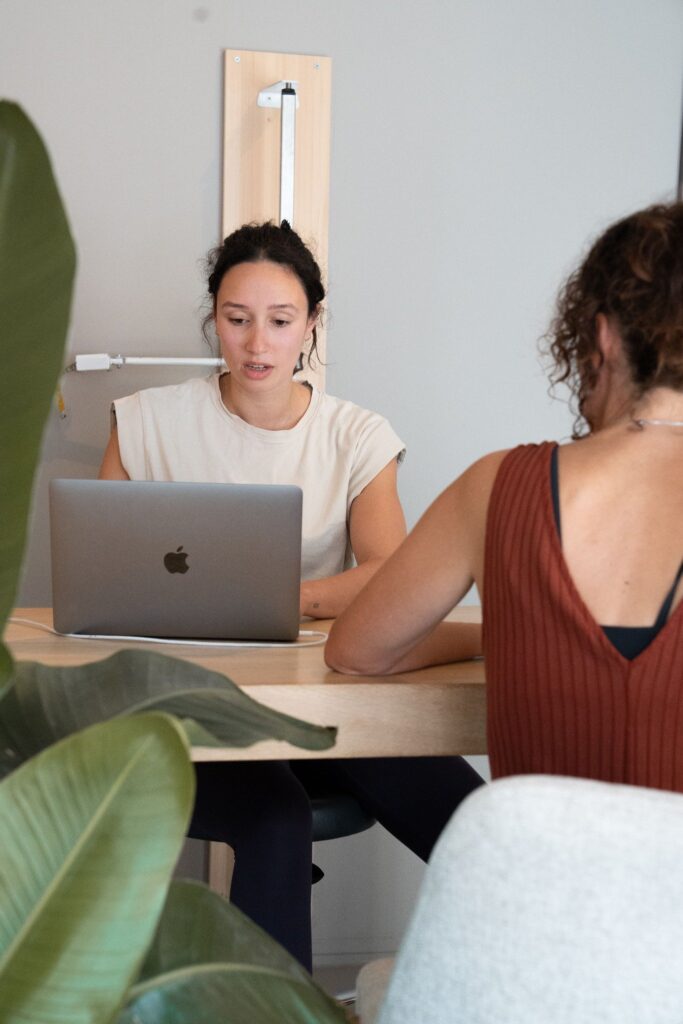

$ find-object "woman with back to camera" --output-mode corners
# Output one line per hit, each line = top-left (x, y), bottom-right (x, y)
(99, 221), (483, 969)
(327, 201), (683, 793)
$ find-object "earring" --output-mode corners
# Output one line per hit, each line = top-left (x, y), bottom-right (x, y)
(294, 353), (304, 374)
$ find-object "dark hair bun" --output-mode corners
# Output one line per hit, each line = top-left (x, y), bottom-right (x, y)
(201, 221), (326, 371)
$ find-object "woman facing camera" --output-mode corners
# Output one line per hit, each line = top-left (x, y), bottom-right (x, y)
(100, 220), (407, 619)
(327, 201), (683, 793)
(99, 221), (483, 969)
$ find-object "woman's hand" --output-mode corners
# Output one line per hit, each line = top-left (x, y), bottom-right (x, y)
(299, 459), (406, 619)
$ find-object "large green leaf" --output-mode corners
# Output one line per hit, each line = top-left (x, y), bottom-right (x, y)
(119, 965), (348, 1024)
(137, 880), (312, 987)
(119, 882), (348, 1023)
(0, 712), (194, 1024)
(0, 649), (336, 777)
(0, 102), (76, 683)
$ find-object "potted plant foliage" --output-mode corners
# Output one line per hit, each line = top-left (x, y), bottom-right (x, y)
(0, 101), (349, 1024)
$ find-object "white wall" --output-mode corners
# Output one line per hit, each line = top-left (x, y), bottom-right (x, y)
(3, 0), (681, 963)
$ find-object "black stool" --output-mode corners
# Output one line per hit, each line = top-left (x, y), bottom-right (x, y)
(310, 792), (376, 883)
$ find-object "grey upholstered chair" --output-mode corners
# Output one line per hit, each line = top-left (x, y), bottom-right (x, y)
(357, 774), (683, 1024)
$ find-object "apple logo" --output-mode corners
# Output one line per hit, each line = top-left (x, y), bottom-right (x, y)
(164, 546), (189, 574)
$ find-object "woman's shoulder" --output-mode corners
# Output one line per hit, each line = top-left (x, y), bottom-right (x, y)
(315, 389), (404, 454)
(454, 441), (555, 501)
(313, 388), (395, 431)
(472, 441), (556, 471)
(115, 374), (217, 413)
(302, 390), (405, 483)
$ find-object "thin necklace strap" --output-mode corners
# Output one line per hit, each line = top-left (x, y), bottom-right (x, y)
(653, 561), (683, 631)
(633, 417), (683, 428)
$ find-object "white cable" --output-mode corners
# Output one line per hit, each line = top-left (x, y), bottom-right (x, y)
(7, 617), (327, 648)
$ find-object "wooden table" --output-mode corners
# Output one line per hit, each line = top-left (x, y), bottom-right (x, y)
(6, 607), (486, 892)
(5, 608), (487, 760)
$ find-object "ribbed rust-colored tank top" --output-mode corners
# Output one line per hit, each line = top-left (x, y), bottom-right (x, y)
(483, 442), (683, 791)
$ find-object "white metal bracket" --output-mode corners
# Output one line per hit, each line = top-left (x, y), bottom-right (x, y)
(257, 80), (300, 109)
(256, 80), (299, 224)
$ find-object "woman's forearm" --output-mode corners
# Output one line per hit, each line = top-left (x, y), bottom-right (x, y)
(300, 558), (386, 619)
(324, 453), (502, 674)
(326, 619), (482, 675)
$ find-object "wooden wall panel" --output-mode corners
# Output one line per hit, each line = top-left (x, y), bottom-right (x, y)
(223, 49), (331, 386)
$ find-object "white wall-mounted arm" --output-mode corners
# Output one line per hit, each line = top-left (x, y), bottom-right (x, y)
(65, 354), (224, 372)
(257, 79), (298, 224)
(279, 84), (296, 224)
(678, 115), (682, 200)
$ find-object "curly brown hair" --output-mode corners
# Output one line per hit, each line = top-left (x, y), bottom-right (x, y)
(543, 201), (683, 436)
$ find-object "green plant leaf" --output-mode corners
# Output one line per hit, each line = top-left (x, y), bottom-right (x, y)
(137, 879), (312, 986)
(119, 882), (349, 1023)
(0, 101), (76, 682)
(0, 712), (194, 1024)
(120, 964), (348, 1024)
(0, 649), (336, 777)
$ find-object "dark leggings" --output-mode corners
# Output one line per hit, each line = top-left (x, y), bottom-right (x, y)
(189, 756), (484, 971)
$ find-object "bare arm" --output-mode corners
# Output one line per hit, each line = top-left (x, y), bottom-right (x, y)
(300, 458), (407, 619)
(325, 450), (507, 674)
(98, 428), (130, 480)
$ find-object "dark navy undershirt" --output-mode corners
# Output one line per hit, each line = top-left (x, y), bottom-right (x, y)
(550, 446), (682, 660)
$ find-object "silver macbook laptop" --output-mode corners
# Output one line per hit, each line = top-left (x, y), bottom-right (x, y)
(49, 479), (302, 642)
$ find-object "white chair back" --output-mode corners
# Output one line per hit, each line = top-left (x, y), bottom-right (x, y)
(375, 775), (683, 1024)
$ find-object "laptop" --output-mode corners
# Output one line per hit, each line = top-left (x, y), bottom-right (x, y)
(49, 479), (303, 642)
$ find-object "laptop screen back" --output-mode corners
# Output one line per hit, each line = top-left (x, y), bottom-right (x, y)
(49, 479), (302, 641)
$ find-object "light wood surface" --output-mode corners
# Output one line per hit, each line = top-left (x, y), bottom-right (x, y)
(222, 48), (332, 391)
(5, 608), (486, 761)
